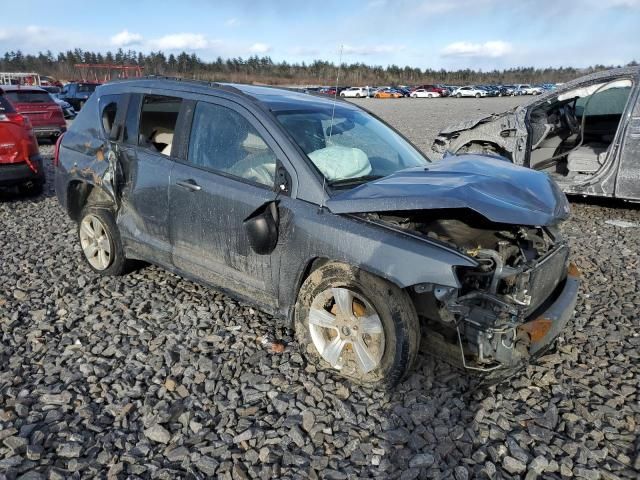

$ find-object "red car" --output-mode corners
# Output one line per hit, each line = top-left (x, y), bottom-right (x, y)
(0, 85), (66, 143)
(0, 93), (45, 194)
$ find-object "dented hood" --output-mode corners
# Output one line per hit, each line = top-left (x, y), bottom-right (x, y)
(326, 155), (570, 226)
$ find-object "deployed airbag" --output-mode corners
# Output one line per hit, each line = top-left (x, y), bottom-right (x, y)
(309, 146), (372, 181)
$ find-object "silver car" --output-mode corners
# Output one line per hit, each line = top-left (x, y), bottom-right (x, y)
(433, 67), (640, 201)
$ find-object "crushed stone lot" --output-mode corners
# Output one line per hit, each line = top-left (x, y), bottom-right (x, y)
(1, 97), (639, 479)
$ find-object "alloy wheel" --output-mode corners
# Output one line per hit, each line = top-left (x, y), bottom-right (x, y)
(308, 287), (385, 374)
(79, 214), (112, 270)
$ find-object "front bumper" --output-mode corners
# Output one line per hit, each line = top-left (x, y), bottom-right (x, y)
(518, 263), (580, 356)
(0, 157), (45, 186)
(457, 263), (580, 371)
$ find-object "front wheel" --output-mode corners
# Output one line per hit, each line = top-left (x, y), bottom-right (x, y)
(295, 262), (420, 389)
(355, 93), (360, 98)
(475, 93), (481, 98)
(456, 93), (462, 98)
(78, 207), (130, 275)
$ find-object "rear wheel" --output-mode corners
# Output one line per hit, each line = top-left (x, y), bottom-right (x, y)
(78, 207), (130, 275)
(295, 262), (420, 389)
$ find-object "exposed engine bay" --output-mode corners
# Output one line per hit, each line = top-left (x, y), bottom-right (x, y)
(363, 210), (570, 371)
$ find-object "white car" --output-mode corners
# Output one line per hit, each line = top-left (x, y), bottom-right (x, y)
(340, 87), (369, 98)
(410, 88), (441, 98)
(513, 84), (542, 95)
(452, 86), (487, 98)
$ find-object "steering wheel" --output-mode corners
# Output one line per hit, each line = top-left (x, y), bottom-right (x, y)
(562, 101), (580, 135)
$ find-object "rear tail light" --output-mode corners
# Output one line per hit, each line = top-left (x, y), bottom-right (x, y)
(53, 133), (65, 167)
(0, 112), (30, 127)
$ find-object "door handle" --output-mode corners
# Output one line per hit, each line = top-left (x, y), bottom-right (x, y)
(176, 179), (201, 192)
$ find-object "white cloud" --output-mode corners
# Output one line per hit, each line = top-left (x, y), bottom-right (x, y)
(150, 33), (208, 50)
(111, 30), (143, 47)
(225, 18), (239, 27)
(249, 43), (271, 54)
(441, 40), (513, 58)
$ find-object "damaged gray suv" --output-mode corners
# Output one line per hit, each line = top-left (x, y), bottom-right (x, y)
(55, 79), (580, 388)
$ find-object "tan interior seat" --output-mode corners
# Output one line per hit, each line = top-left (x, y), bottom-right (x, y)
(152, 129), (174, 156)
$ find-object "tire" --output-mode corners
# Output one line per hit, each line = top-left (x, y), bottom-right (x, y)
(294, 262), (420, 389)
(340, 93), (345, 97)
(457, 93), (462, 98)
(427, 94), (433, 98)
(475, 93), (481, 98)
(77, 206), (130, 276)
(355, 93), (360, 98)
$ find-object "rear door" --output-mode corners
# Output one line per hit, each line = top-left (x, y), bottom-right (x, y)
(169, 97), (284, 307)
(615, 87), (640, 200)
(115, 93), (184, 265)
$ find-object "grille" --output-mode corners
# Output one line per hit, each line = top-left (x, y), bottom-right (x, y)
(525, 244), (569, 315)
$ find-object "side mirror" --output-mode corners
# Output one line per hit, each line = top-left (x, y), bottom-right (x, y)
(243, 201), (279, 255)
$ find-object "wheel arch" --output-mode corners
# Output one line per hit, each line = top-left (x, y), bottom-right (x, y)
(66, 180), (115, 222)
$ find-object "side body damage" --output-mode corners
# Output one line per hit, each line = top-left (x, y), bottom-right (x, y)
(56, 79), (579, 373)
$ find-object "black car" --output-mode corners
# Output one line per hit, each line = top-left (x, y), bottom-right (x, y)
(54, 78), (579, 388)
(59, 82), (100, 110)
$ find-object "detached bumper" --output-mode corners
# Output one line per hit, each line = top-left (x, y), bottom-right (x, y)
(519, 263), (580, 355)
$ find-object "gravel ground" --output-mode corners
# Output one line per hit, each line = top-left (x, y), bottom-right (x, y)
(1, 98), (639, 480)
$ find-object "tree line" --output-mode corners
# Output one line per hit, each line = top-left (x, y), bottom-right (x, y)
(1, 49), (638, 86)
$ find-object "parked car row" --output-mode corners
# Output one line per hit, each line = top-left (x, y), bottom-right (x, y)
(309, 83), (558, 99)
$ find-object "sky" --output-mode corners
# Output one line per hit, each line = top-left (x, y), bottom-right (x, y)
(1, 0), (639, 70)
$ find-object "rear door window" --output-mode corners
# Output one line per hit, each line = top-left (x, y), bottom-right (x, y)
(138, 95), (183, 156)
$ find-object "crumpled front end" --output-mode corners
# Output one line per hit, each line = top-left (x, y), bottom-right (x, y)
(365, 209), (580, 372)
(444, 239), (580, 371)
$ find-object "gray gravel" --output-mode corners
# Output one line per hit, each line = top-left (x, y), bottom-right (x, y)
(1, 98), (639, 479)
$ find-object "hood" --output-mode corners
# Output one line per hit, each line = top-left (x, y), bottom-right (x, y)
(326, 155), (570, 226)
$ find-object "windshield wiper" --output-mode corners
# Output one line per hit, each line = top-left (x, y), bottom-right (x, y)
(328, 174), (384, 187)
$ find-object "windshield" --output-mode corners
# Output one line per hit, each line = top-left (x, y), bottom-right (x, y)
(275, 106), (428, 185)
(77, 84), (98, 93)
